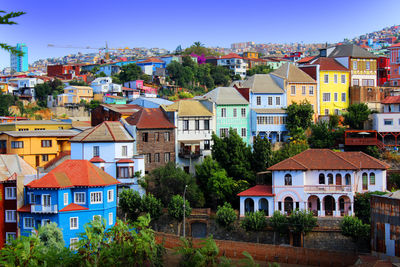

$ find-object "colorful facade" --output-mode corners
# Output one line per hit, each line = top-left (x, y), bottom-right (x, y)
(0, 120), (72, 132)
(388, 43), (400, 86)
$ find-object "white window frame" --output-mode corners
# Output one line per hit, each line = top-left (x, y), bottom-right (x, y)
(24, 217), (35, 229)
(256, 96), (261, 105)
(334, 93), (338, 102)
(122, 145), (128, 157)
(241, 108), (246, 118)
(42, 194), (51, 207)
(74, 192), (86, 204)
(90, 191), (103, 204)
(41, 219), (50, 226)
(309, 86), (314, 96)
(70, 238), (79, 250)
(301, 86), (306, 95)
(233, 108), (237, 117)
(323, 93), (331, 102)
(341, 74), (346, 84)
(64, 193), (68, 206)
(70, 217), (78, 230)
(324, 74), (329, 83)
(276, 96), (281, 105)
(290, 85), (296, 95)
(5, 187), (16, 200)
(109, 212), (113, 225)
(107, 189), (114, 202)
(341, 93), (346, 102)
(268, 96), (273, 105)
(221, 108), (226, 118)
(5, 232), (16, 244)
(334, 74), (338, 84)
(28, 193), (36, 204)
(5, 210), (16, 223)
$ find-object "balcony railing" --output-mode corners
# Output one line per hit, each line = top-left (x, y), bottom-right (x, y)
(178, 149), (203, 159)
(31, 204), (58, 213)
(304, 185), (352, 192)
(345, 138), (377, 146)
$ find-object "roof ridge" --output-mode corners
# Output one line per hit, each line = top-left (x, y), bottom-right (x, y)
(104, 121), (116, 141)
(290, 156), (308, 169)
(331, 150), (359, 169)
(357, 151), (390, 169)
(80, 123), (102, 142)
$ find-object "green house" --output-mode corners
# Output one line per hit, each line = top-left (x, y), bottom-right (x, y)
(201, 87), (250, 144)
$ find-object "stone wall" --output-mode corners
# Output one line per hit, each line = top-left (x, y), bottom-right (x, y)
(50, 106), (90, 120)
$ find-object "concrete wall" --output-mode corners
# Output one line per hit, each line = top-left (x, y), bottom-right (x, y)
(50, 106), (90, 120)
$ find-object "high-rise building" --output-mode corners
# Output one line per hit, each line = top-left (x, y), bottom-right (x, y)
(10, 43), (28, 72)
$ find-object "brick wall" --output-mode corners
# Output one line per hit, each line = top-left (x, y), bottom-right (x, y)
(155, 232), (358, 266)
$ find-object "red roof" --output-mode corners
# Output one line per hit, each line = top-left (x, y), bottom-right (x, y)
(297, 56), (315, 64)
(139, 57), (164, 64)
(381, 95), (400, 104)
(237, 185), (274, 197)
(219, 53), (243, 59)
(18, 204), (31, 213)
(59, 203), (89, 212)
(268, 149), (389, 171)
(27, 160), (120, 189)
(311, 57), (349, 71)
(125, 108), (175, 129)
(117, 159), (134, 163)
(90, 156), (105, 163)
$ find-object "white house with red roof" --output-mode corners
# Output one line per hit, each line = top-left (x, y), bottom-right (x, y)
(217, 53), (247, 79)
(238, 149), (388, 217)
(18, 160), (119, 248)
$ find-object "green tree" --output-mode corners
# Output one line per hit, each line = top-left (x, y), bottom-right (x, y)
(286, 101), (314, 139)
(141, 193), (163, 221)
(0, 10), (26, 56)
(68, 80), (88, 86)
(117, 63), (144, 84)
(269, 211), (289, 244)
(119, 189), (143, 222)
(340, 215), (370, 243)
(246, 65), (273, 76)
(388, 173), (400, 190)
(0, 93), (15, 116)
(216, 202), (237, 229)
(95, 71), (107, 78)
(354, 191), (386, 224)
(343, 103), (372, 129)
(240, 211), (267, 242)
(271, 139), (309, 165)
(37, 222), (65, 252)
(288, 210), (317, 246)
(168, 195), (192, 223)
(308, 121), (336, 148)
(210, 65), (230, 86)
(251, 134), (272, 172)
(84, 100), (100, 111)
(34, 79), (64, 107)
(182, 42), (220, 57)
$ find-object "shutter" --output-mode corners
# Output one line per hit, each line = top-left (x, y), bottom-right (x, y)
(116, 167), (119, 178)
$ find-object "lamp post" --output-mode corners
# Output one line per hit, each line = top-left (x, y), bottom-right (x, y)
(183, 184), (188, 238)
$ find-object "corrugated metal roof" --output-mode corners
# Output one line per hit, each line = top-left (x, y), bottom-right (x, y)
(241, 74), (284, 94)
(271, 63), (317, 84)
(163, 100), (213, 117)
(1, 130), (79, 138)
(202, 87), (249, 105)
(328, 44), (378, 58)
(253, 108), (286, 114)
(70, 121), (133, 142)
(0, 154), (36, 182)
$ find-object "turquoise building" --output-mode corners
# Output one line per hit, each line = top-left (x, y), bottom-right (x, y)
(201, 87), (251, 144)
(10, 43), (28, 72)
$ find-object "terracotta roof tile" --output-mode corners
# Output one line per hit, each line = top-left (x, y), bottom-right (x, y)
(59, 203), (89, 212)
(237, 185), (275, 196)
(90, 156), (105, 163)
(297, 56), (316, 63)
(381, 95), (400, 104)
(219, 53), (243, 59)
(138, 57), (165, 64)
(116, 159), (134, 163)
(311, 58), (349, 71)
(70, 121), (133, 142)
(125, 108), (175, 129)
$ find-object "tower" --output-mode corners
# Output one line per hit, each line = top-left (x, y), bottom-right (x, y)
(10, 43), (28, 72)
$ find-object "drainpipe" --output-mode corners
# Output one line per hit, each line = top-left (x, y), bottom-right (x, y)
(316, 64), (320, 118)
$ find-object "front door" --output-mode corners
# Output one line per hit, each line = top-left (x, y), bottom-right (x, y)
(35, 156), (40, 167)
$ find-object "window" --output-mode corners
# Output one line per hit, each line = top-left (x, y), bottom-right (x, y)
(276, 97), (281, 105)
(5, 233), (16, 244)
(142, 132), (148, 142)
(309, 86), (314, 95)
(204, 120), (210, 130)
(241, 108), (246, 117)
(353, 79), (359, 86)
(164, 152), (170, 163)
(323, 93), (331, 102)
(146, 153), (151, 163)
(334, 93), (338, 102)
(70, 238), (79, 250)
(384, 119), (393, 125)
(64, 193), (68, 206)
(301, 86), (306, 95)
(107, 190), (114, 202)
(109, 212), (113, 225)
(341, 93), (346, 102)
(370, 172), (375, 185)
(256, 96), (261, 105)
(284, 174), (292, 186)
(121, 146), (128, 157)
(334, 74), (338, 84)
(362, 173), (368, 190)
(154, 153), (160, 162)
(341, 74), (346, 84)
(154, 132), (159, 142)
(117, 166), (133, 178)
(11, 141), (23, 148)
(5, 187), (16, 200)
(220, 128), (229, 137)
(368, 79), (374, 86)
(353, 61), (357, 70)
(90, 192), (103, 204)
(324, 74), (329, 83)
(5, 210), (16, 222)
(291, 85), (296, 95)
(70, 217), (78, 230)
(221, 108), (226, 118)
(164, 132), (170, 142)
(24, 217), (34, 229)
(362, 79), (368, 86)
(241, 128), (246, 137)
(42, 194), (51, 206)
(183, 120), (189, 130)
(345, 174), (351, 185)
(29, 193), (36, 204)
(334, 109), (339, 115)
(42, 155), (49, 162)
(34, 128), (45, 131)
(74, 192), (86, 204)
(204, 140), (210, 150)
(93, 146), (100, 157)
(195, 120), (200, 130)
(319, 173), (325, 184)
(41, 140), (52, 147)
(366, 61), (370, 70)
(327, 174), (333, 184)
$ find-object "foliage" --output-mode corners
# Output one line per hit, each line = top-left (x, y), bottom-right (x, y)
(216, 202), (237, 229)
(271, 139), (309, 165)
(251, 134), (272, 171)
(340, 216), (370, 242)
(168, 195), (192, 221)
(0, 93), (15, 116)
(354, 191), (386, 224)
(363, 146), (380, 159)
(34, 79), (64, 107)
(269, 211), (289, 236)
(285, 101), (314, 138)
(182, 41), (220, 57)
(0, 10), (26, 57)
(308, 121), (336, 148)
(141, 193), (163, 221)
(95, 71), (107, 78)
(37, 222), (65, 252)
(119, 189), (143, 221)
(117, 63), (147, 84)
(69, 80), (88, 86)
(84, 100), (100, 111)
(388, 173), (400, 190)
(246, 65), (273, 76)
(145, 162), (204, 207)
(211, 129), (255, 184)
(288, 210), (317, 235)
(240, 211), (267, 232)
(343, 103), (372, 129)
(178, 91), (194, 99)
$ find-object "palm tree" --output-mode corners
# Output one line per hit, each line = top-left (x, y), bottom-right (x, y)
(0, 10), (26, 56)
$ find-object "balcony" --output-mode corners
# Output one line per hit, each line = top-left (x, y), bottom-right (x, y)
(304, 185), (352, 192)
(31, 204), (58, 213)
(178, 148), (203, 159)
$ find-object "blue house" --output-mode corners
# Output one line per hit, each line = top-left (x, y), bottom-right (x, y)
(240, 74), (288, 143)
(129, 96), (173, 108)
(18, 160), (120, 248)
(136, 58), (166, 75)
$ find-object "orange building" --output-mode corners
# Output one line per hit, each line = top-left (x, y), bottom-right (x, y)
(389, 43), (400, 86)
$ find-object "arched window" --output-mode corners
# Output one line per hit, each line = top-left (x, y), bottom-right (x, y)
(327, 173), (334, 185)
(245, 198), (254, 213)
(345, 174), (351, 185)
(319, 173), (325, 184)
(335, 174), (342, 185)
(284, 174), (292, 186)
(370, 172), (375, 185)
(362, 172), (368, 190)
(284, 197), (293, 214)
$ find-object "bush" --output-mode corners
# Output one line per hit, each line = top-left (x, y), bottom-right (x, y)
(119, 189), (143, 222)
(168, 195), (192, 221)
(354, 191), (386, 224)
(340, 215), (370, 242)
(288, 209), (317, 235)
(269, 211), (289, 236)
(216, 202), (237, 229)
(388, 173), (400, 190)
(141, 193), (163, 221)
(240, 211), (267, 232)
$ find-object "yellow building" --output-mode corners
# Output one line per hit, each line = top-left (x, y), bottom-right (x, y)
(243, 52), (259, 59)
(313, 58), (350, 116)
(0, 120), (72, 132)
(0, 82), (8, 93)
(63, 85), (93, 103)
(0, 130), (79, 168)
(271, 63), (318, 120)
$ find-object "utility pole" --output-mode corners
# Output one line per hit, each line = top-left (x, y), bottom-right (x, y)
(183, 184), (188, 238)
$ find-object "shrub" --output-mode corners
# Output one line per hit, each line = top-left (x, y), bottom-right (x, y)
(240, 211), (267, 232)
(354, 191), (386, 224)
(341, 215), (370, 242)
(168, 195), (192, 221)
(269, 211), (289, 236)
(288, 209), (317, 235)
(119, 189), (142, 222)
(216, 202), (237, 229)
(141, 193), (163, 221)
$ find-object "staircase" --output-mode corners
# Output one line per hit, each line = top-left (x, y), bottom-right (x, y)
(376, 139), (385, 151)
(43, 151), (71, 171)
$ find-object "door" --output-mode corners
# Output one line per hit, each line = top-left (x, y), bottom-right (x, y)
(35, 156), (40, 167)
(42, 194), (51, 212)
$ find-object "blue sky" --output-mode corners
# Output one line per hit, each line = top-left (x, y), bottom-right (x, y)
(1, 0), (400, 69)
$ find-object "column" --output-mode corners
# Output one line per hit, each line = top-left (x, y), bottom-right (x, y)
(278, 131), (282, 142)
(254, 198), (259, 212)
(239, 198), (245, 217)
(349, 201), (354, 216)
(336, 197), (341, 217)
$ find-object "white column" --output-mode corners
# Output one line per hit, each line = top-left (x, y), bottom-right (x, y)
(254, 197), (259, 212)
(278, 131), (282, 142)
(239, 197), (245, 217)
(350, 201), (354, 216)
(269, 198), (274, 216)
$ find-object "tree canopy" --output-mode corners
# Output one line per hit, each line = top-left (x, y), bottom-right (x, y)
(285, 101), (314, 138)
(34, 79), (64, 107)
(251, 134), (272, 172)
(246, 65), (273, 76)
(182, 42), (220, 57)
(343, 103), (372, 129)
(117, 63), (147, 84)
